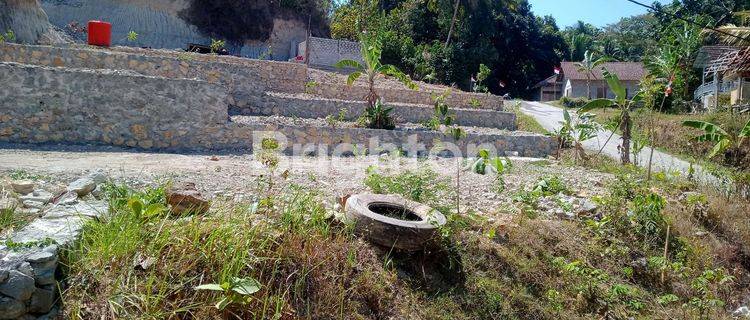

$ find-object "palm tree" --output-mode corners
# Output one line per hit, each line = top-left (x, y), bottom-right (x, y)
(581, 69), (642, 165)
(574, 50), (609, 99)
(712, 11), (750, 46)
(335, 29), (416, 108)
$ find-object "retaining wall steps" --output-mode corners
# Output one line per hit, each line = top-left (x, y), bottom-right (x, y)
(232, 92), (516, 131)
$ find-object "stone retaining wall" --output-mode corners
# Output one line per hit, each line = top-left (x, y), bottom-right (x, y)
(0, 62), (554, 157)
(0, 62), (229, 149)
(0, 42), (307, 99)
(236, 93), (517, 130)
(307, 82), (503, 110)
(0, 43), (503, 111)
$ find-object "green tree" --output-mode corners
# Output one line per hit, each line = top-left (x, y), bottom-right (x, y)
(574, 50), (609, 99)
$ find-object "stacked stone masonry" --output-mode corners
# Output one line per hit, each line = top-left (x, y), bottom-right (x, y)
(0, 62), (554, 157)
(0, 43), (501, 110)
(235, 93), (517, 130)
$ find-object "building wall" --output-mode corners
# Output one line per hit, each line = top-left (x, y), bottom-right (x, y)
(563, 79), (640, 99)
(298, 36), (363, 68)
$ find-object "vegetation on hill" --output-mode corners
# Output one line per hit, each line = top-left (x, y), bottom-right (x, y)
(179, 0), (331, 43)
(329, 0), (749, 99)
(59, 151), (750, 319)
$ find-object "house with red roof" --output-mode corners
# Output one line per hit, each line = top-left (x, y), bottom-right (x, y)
(560, 61), (647, 99)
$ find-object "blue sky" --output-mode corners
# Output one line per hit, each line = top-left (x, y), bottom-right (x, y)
(528, 0), (671, 28)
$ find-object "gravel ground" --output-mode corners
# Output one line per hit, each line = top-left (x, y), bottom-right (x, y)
(230, 115), (523, 136)
(0, 144), (612, 221)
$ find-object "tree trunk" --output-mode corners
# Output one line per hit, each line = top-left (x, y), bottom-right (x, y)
(586, 76), (591, 99)
(445, 0), (460, 48)
(620, 111), (632, 165)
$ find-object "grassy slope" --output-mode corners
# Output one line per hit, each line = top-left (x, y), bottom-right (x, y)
(508, 101), (548, 135)
(592, 108), (750, 180)
(58, 153), (750, 319)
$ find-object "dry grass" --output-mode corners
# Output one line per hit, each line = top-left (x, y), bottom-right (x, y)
(58, 161), (750, 319)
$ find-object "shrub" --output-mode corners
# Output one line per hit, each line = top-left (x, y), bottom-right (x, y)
(560, 96), (589, 108)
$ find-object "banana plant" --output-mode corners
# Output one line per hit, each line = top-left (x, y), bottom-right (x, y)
(335, 28), (417, 108)
(574, 50), (610, 99)
(682, 119), (750, 162)
(580, 68), (642, 164)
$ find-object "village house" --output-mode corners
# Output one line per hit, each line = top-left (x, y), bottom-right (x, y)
(534, 61), (647, 101)
(693, 46), (750, 111)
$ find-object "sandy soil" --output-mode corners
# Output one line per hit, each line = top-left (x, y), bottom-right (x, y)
(0, 144), (612, 219)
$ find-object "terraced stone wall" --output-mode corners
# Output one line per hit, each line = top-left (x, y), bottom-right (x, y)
(0, 62), (554, 157)
(0, 42), (307, 99)
(236, 93), (517, 130)
(307, 82), (504, 110)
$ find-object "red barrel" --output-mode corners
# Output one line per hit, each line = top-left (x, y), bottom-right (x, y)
(87, 21), (111, 47)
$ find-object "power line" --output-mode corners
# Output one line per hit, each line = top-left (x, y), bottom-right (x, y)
(623, 0), (750, 43)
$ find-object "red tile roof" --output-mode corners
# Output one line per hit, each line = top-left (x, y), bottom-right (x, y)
(561, 61), (647, 81)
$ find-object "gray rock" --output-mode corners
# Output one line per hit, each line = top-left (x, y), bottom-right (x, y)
(21, 200), (46, 209)
(88, 169), (108, 184)
(734, 306), (750, 318)
(10, 180), (35, 195)
(0, 270), (8, 282)
(66, 177), (97, 196)
(575, 198), (598, 215)
(0, 270), (35, 300)
(28, 286), (55, 313)
(55, 191), (78, 205)
(0, 296), (26, 319)
(25, 251), (55, 264)
(20, 189), (54, 204)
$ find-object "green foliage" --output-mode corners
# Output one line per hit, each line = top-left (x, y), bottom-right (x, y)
(473, 63), (491, 93)
(4, 237), (57, 251)
(210, 38), (225, 54)
(330, 0), (568, 97)
(126, 30), (138, 42)
(559, 96), (588, 108)
(359, 99), (395, 130)
(325, 108), (348, 128)
(364, 166), (452, 208)
(195, 276), (261, 310)
(335, 21), (416, 107)
(0, 29), (15, 43)
(682, 119), (750, 161)
(426, 90), (456, 130)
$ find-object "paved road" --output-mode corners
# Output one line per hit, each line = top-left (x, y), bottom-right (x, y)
(520, 101), (725, 188)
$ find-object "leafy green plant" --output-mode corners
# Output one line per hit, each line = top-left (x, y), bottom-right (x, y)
(426, 90), (456, 130)
(127, 196), (166, 220)
(335, 24), (417, 108)
(195, 277), (261, 310)
(581, 68), (643, 164)
(681, 119), (750, 166)
(364, 166), (451, 207)
(0, 29), (15, 43)
(473, 63), (491, 93)
(470, 149), (512, 194)
(126, 30), (138, 42)
(325, 108), (348, 128)
(210, 38), (226, 54)
(468, 97), (482, 108)
(358, 99), (395, 129)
